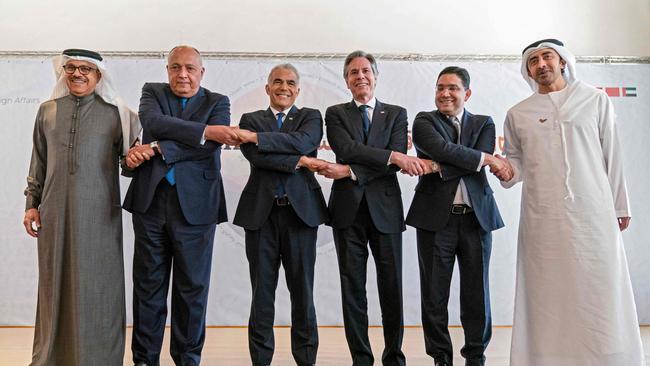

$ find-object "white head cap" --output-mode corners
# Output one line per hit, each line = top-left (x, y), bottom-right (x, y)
(50, 49), (140, 154)
(521, 39), (577, 92)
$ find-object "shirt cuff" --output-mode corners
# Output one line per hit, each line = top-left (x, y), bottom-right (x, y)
(478, 153), (486, 171)
(349, 166), (357, 181)
(200, 128), (207, 145)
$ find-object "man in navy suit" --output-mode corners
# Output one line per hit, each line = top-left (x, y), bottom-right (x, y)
(317, 50), (427, 366)
(405, 66), (505, 366)
(123, 45), (239, 366)
(232, 63), (328, 366)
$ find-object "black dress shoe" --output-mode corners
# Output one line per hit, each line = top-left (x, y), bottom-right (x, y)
(435, 361), (450, 366)
(134, 363), (148, 366)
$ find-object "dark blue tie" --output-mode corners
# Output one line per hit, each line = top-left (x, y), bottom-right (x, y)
(275, 112), (287, 197)
(276, 112), (285, 129)
(165, 97), (188, 185)
(359, 104), (370, 141)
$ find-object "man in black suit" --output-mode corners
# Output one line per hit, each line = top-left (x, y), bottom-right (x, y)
(123, 45), (239, 366)
(405, 66), (505, 366)
(316, 50), (427, 366)
(232, 63), (328, 366)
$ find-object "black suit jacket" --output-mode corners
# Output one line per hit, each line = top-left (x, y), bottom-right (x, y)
(233, 106), (329, 230)
(406, 109), (504, 233)
(123, 82), (230, 225)
(325, 100), (407, 234)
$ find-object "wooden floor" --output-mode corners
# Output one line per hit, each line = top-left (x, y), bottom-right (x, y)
(1, 326), (648, 365)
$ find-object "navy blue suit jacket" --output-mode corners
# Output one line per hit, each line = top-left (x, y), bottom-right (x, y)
(233, 106), (329, 230)
(325, 100), (407, 234)
(406, 109), (503, 233)
(123, 82), (230, 225)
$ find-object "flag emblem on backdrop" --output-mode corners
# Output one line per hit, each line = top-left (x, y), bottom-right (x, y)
(597, 87), (637, 97)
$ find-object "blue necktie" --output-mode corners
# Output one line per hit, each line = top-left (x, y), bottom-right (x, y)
(359, 104), (370, 141)
(275, 112), (287, 196)
(276, 112), (285, 129)
(165, 97), (188, 185)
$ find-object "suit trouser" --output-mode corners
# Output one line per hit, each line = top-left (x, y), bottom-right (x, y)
(245, 203), (318, 366)
(417, 212), (492, 366)
(131, 182), (216, 366)
(333, 198), (406, 366)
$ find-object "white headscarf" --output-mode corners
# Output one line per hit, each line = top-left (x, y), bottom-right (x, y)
(520, 39), (577, 93)
(50, 50), (140, 155)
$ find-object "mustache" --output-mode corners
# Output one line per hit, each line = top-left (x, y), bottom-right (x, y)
(536, 68), (549, 76)
(68, 76), (87, 82)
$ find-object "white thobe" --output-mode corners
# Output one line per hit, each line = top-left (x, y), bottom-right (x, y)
(502, 80), (645, 366)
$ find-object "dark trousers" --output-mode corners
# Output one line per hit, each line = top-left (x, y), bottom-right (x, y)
(131, 182), (216, 366)
(245, 203), (318, 366)
(333, 198), (405, 366)
(417, 212), (492, 366)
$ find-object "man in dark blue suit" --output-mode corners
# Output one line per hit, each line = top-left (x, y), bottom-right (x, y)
(317, 51), (427, 366)
(405, 67), (505, 366)
(123, 45), (239, 366)
(232, 63), (328, 366)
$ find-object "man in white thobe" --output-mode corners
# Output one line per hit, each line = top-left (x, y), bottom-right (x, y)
(497, 38), (645, 366)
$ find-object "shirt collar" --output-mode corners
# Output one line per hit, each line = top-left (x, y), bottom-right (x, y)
(270, 105), (294, 117)
(353, 97), (376, 110)
(443, 109), (464, 123)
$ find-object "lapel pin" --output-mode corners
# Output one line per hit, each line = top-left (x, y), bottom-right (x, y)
(539, 118), (548, 123)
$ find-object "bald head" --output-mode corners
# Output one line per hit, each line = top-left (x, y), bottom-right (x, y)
(167, 45), (204, 97)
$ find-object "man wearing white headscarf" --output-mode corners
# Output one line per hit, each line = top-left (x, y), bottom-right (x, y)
(497, 39), (645, 365)
(23, 48), (139, 366)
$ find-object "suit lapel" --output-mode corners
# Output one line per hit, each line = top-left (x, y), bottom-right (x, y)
(163, 86), (178, 116)
(264, 108), (278, 132)
(460, 110), (476, 147)
(344, 100), (365, 142)
(181, 88), (205, 120)
(435, 110), (457, 142)
(366, 99), (386, 146)
(279, 105), (299, 132)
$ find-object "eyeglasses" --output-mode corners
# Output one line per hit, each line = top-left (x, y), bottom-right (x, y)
(62, 64), (97, 75)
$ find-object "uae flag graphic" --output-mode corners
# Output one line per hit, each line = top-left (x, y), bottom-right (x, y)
(599, 87), (637, 97)
(622, 87), (637, 97)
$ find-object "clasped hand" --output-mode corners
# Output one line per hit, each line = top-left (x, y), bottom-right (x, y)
(125, 127), (260, 169)
(486, 154), (513, 182)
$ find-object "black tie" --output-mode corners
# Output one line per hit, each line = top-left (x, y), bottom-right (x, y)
(359, 104), (370, 141)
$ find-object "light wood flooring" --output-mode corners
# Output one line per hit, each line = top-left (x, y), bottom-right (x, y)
(1, 326), (648, 365)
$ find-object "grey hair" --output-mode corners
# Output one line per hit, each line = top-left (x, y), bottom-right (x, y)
(343, 50), (378, 78)
(267, 63), (300, 85)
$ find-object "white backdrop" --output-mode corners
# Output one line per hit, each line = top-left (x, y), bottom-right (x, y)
(1, 56), (648, 326)
(2, 0), (649, 56)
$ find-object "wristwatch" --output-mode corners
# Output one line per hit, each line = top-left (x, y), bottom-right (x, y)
(149, 140), (160, 154)
(431, 161), (440, 173)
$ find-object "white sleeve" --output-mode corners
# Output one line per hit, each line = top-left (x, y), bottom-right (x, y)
(598, 93), (631, 217)
(500, 111), (523, 189)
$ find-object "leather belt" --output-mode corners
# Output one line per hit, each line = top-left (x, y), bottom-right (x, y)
(274, 196), (290, 206)
(450, 204), (473, 215)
